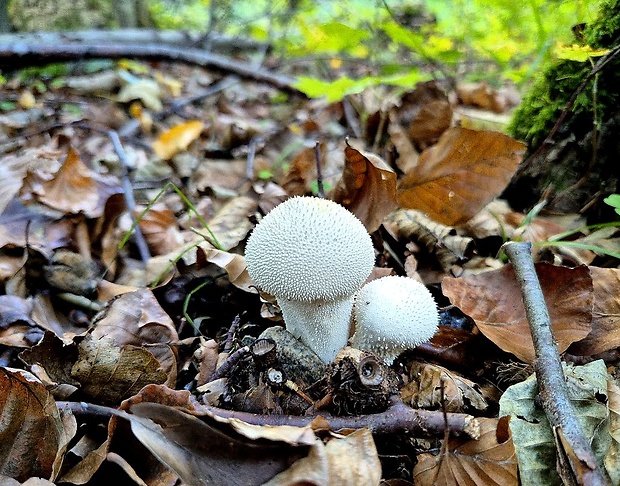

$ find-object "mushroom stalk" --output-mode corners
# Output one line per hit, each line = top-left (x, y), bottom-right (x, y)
(278, 295), (354, 363)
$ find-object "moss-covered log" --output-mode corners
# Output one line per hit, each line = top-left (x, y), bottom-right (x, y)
(504, 0), (620, 222)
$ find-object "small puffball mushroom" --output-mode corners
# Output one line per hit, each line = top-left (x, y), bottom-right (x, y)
(351, 276), (439, 365)
(245, 196), (375, 363)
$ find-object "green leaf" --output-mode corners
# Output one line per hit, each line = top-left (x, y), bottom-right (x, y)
(604, 194), (620, 215)
(555, 43), (610, 62)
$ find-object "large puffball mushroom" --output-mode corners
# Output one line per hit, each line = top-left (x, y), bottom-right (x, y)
(245, 196), (375, 363)
(351, 276), (439, 365)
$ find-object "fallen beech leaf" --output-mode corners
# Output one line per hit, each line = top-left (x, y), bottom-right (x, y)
(71, 334), (168, 404)
(127, 401), (310, 486)
(569, 267), (620, 355)
(153, 120), (204, 160)
(414, 416), (517, 486)
(264, 428), (381, 486)
(200, 246), (256, 293)
(331, 144), (397, 232)
(281, 145), (318, 196)
(387, 113), (419, 173)
(402, 362), (489, 414)
(26, 148), (99, 215)
(443, 263), (592, 363)
(398, 127), (525, 226)
(385, 209), (473, 270)
(0, 367), (76, 482)
(203, 196), (257, 251)
(137, 203), (185, 255)
(91, 288), (179, 384)
(396, 81), (453, 149)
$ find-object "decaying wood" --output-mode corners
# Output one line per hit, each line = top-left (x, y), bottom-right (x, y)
(0, 29), (266, 54)
(502, 241), (610, 486)
(0, 42), (301, 95)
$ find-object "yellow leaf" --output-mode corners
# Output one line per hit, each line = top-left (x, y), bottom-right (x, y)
(153, 120), (204, 160)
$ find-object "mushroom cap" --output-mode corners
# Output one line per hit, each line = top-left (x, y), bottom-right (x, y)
(351, 276), (439, 364)
(245, 197), (374, 302)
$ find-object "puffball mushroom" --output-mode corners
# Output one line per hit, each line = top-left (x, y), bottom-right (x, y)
(245, 196), (375, 363)
(351, 276), (439, 365)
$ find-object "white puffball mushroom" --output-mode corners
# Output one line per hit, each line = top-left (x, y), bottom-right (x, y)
(351, 276), (439, 365)
(245, 196), (375, 363)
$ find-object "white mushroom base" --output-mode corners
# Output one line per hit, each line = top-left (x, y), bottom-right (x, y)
(278, 294), (355, 363)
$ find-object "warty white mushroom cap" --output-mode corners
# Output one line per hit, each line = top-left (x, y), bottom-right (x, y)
(351, 276), (439, 364)
(244, 196), (375, 302)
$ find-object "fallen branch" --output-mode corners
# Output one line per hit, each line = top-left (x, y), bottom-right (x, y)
(502, 241), (610, 486)
(0, 29), (266, 54)
(59, 397), (481, 440)
(0, 42), (301, 95)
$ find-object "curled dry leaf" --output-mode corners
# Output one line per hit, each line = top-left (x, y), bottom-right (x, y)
(0, 367), (76, 482)
(91, 288), (179, 384)
(330, 144), (398, 232)
(264, 428), (381, 486)
(401, 362), (489, 414)
(137, 203), (185, 255)
(443, 263), (593, 363)
(152, 120), (204, 160)
(398, 127), (525, 226)
(569, 267), (620, 356)
(413, 416), (518, 486)
(23, 148), (100, 216)
(71, 334), (168, 404)
(385, 209), (473, 270)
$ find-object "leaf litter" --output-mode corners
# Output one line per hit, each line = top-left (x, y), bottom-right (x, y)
(0, 55), (618, 486)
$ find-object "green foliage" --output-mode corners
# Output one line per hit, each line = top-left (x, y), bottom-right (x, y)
(604, 194), (620, 216)
(508, 0), (620, 150)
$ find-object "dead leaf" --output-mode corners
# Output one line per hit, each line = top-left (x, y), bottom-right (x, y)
(401, 362), (489, 414)
(118, 78), (163, 112)
(414, 416), (518, 486)
(153, 120), (204, 160)
(90, 288), (179, 384)
(71, 334), (168, 404)
(387, 113), (420, 173)
(200, 247), (256, 293)
(569, 267), (620, 355)
(395, 81), (453, 150)
(457, 82), (510, 113)
(137, 203), (185, 255)
(203, 196), (257, 251)
(331, 143), (398, 232)
(0, 367), (76, 482)
(264, 429), (381, 486)
(281, 145), (318, 196)
(443, 263), (593, 363)
(398, 127), (525, 226)
(24, 148), (100, 216)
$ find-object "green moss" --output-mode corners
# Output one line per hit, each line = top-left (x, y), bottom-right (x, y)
(508, 0), (620, 151)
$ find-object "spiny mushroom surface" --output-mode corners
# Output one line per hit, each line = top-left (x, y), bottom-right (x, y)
(351, 275), (439, 365)
(245, 196), (375, 363)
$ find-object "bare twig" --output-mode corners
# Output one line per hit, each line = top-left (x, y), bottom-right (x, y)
(502, 241), (610, 486)
(58, 396), (480, 440)
(208, 345), (250, 382)
(108, 130), (151, 262)
(314, 141), (325, 199)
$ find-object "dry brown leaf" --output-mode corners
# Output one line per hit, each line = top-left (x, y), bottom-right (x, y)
(152, 120), (204, 160)
(396, 81), (453, 150)
(58, 439), (108, 485)
(385, 209), (473, 270)
(281, 145), (318, 196)
(331, 144), (398, 232)
(414, 416), (518, 486)
(0, 367), (76, 482)
(71, 334), (168, 404)
(568, 267), (620, 356)
(443, 263), (593, 363)
(25, 148), (99, 215)
(264, 428), (381, 486)
(203, 196), (257, 251)
(137, 203), (185, 255)
(398, 127), (525, 226)
(401, 362), (489, 414)
(457, 82), (510, 113)
(201, 246), (256, 293)
(90, 288), (179, 384)
(387, 113), (420, 173)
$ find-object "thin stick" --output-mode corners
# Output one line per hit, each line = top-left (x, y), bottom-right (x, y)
(502, 241), (609, 486)
(108, 130), (151, 262)
(314, 141), (325, 198)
